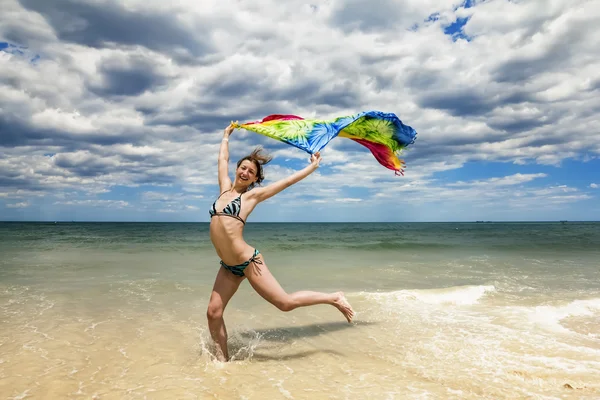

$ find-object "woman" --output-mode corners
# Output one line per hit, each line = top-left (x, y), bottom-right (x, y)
(207, 123), (355, 361)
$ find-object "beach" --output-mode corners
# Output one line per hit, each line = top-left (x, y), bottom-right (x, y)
(1, 222), (599, 399)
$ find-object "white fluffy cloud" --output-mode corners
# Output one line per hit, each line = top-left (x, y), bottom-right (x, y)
(6, 201), (30, 208)
(1, 0), (599, 220)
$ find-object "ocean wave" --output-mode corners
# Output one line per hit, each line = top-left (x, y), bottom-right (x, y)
(267, 241), (454, 251)
(361, 285), (496, 306)
(512, 298), (600, 333)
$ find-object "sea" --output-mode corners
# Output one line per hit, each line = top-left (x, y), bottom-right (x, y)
(1, 221), (599, 399)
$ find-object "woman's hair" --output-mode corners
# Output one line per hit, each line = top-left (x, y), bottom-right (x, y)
(237, 146), (273, 189)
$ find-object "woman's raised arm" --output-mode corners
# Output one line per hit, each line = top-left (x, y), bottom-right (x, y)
(251, 152), (321, 203)
(217, 124), (234, 192)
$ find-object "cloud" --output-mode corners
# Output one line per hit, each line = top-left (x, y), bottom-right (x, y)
(370, 174), (591, 212)
(1, 0), (599, 221)
(448, 173), (547, 187)
(141, 191), (202, 213)
(15, 0), (215, 62)
(88, 55), (170, 97)
(417, 90), (494, 117)
(335, 198), (363, 203)
(591, 183), (599, 189)
(328, 0), (465, 33)
(6, 201), (29, 208)
(52, 199), (129, 208)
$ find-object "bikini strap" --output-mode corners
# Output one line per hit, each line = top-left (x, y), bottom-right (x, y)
(217, 189), (230, 199)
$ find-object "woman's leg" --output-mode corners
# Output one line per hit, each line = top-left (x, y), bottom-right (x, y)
(206, 266), (245, 361)
(244, 254), (354, 322)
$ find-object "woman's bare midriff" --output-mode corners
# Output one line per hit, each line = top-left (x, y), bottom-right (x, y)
(209, 216), (254, 265)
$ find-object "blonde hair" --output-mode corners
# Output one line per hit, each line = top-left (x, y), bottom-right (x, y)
(237, 146), (272, 189)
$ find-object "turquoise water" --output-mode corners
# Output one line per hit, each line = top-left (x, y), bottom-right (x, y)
(2, 222), (599, 292)
(1, 222), (599, 399)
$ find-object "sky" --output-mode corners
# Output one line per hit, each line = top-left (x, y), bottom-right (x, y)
(1, 0), (599, 222)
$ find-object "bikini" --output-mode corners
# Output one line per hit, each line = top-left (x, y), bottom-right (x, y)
(209, 190), (246, 225)
(209, 190), (262, 276)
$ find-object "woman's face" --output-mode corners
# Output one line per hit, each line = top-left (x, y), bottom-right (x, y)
(236, 159), (258, 185)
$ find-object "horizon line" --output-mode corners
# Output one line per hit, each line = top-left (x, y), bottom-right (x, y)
(1, 220), (598, 224)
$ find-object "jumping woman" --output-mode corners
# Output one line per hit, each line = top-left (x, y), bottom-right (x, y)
(206, 123), (354, 361)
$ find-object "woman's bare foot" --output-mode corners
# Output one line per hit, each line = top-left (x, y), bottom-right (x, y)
(333, 292), (354, 323)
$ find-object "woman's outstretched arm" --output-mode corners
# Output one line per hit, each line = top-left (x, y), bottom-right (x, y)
(251, 152), (321, 203)
(218, 124), (234, 192)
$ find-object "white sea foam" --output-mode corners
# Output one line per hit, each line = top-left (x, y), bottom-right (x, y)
(272, 379), (294, 399)
(357, 286), (600, 395)
(364, 285), (495, 306)
(514, 297), (600, 333)
(9, 390), (30, 400)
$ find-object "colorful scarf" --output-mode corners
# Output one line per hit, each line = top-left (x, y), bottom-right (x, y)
(232, 111), (417, 175)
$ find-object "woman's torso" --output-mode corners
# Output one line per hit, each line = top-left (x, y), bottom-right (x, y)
(209, 190), (258, 265)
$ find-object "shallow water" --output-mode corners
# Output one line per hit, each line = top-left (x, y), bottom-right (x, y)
(1, 222), (599, 399)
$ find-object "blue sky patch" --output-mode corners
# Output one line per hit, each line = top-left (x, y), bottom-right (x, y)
(444, 17), (472, 41)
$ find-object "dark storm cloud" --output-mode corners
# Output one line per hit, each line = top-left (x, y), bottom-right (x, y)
(97, 67), (157, 96)
(405, 67), (531, 107)
(406, 71), (489, 119)
(146, 109), (260, 134)
(1, 75), (26, 92)
(520, 135), (574, 148)
(0, 157), (47, 192)
(268, 81), (320, 104)
(88, 58), (168, 97)
(1, 25), (47, 47)
(135, 106), (160, 117)
(145, 75), (361, 132)
(418, 90), (494, 117)
(317, 91), (358, 108)
(368, 73), (396, 91)
(309, 80), (363, 108)
(400, 129), (513, 167)
(486, 105), (566, 135)
(0, 174), (44, 191)
(501, 91), (532, 105)
(0, 168), (26, 186)
(486, 118), (551, 134)
(404, 145), (469, 163)
(0, 144), (182, 194)
(52, 155), (177, 182)
(264, 80), (361, 109)
(416, 86), (536, 119)
(404, 69), (441, 91)
(491, 18), (591, 84)
(493, 57), (555, 84)
(0, 114), (142, 149)
(201, 67), (359, 109)
(0, 115), (47, 146)
(18, 0), (213, 62)
(53, 154), (116, 177)
(203, 75), (266, 98)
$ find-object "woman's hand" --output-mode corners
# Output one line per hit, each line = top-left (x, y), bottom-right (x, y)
(224, 123), (235, 137)
(310, 152), (321, 169)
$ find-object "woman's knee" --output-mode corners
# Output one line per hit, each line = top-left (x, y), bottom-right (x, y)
(274, 297), (296, 312)
(206, 302), (224, 320)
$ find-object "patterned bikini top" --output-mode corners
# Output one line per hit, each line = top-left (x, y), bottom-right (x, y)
(209, 190), (246, 224)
